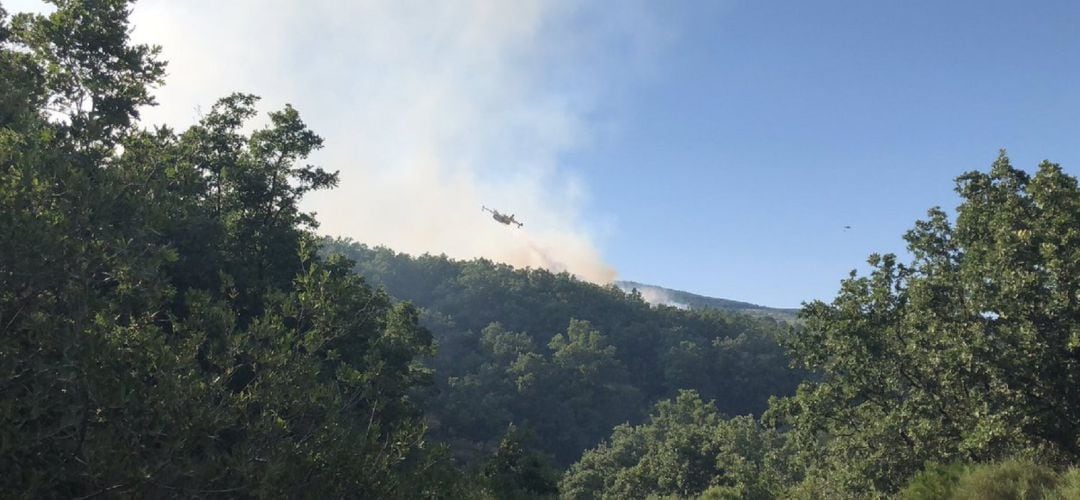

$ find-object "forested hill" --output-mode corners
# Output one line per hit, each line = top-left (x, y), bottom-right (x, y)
(9, 3), (1080, 497)
(320, 238), (803, 465)
(614, 280), (799, 322)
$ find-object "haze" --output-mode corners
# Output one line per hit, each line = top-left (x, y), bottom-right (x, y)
(8, 0), (1077, 307)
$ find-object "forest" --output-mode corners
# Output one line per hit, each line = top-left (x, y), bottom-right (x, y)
(2, 2), (1080, 498)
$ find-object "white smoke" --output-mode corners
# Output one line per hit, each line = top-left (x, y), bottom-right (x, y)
(615, 282), (690, 309)
(107, 0), (671, 283)
(637, 288), (690, 310)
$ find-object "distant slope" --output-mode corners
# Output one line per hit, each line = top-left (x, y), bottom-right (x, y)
(320, 238), (804, 465)
(615, 280), (800, 323)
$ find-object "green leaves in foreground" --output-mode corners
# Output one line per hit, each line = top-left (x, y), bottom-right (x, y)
(769, 152), (1080, 497)
(900, 460), (1080, 500)
(0, 2), (444, 496)
(566, 153), (1080, 499)
(562, 390), (792, 499)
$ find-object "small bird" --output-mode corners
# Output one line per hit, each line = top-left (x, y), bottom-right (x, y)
(843, 225), (852, 230)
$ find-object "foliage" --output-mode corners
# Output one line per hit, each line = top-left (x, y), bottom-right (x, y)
(322, 240), (804, 466)
(0, 1), (446, 496)
(1049, 468), (1080, 500)
(561, 390), (793, 499)
(900, 460), (1080, 500)
(767, 153), (1080, 496)
(15, 3), (1080, 498)
(615, 280), (800, 322)
(479, 425), (560, 499)
(899, 463), (970, 500)
(943, 460), (1057, 500)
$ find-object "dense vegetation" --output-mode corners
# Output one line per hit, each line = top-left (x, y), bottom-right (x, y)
(770, 153), (1080, 497)
(560, 390), (793, 499)
(0, 2), (450, 496)
(0, 1), (799, 496)
(566, 154), (1080, 498)
(4, 1), (1079, 498)
(614, 280), (800, 322)
(899, 460), (1080, 500)
(320, 240), (802, 467)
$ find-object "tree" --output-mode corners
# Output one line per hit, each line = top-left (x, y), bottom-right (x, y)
(323, 238), (803, 468)
(0, 1), (446, 496)
(5, 0), (164, 149)
(899, 460), (1080, 500)
(769, 152), (1080, 496)
(562, 390), (792, 499)
(481, 425), (559, 499)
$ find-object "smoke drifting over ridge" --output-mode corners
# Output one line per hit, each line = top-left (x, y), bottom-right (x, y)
(116, 0), (669, 284)
(614, 282), (690, 310)
(636, 288), (690, 310)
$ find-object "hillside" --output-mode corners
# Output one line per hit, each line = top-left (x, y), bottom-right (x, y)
(614, 280), (800, 322)
(7, 3), (1080, 498)
(320, 238), (804, 465)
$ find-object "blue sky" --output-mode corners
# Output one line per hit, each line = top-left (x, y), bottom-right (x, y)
(570, 0), (1080, 307)
(8, 0), (1079, 308)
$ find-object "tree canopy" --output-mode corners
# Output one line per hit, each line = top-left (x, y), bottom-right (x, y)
(767, 153), (1080, 496)
(323, 239), (803, 466)
(1, 2), (445, 496)
(5, 2), (1078, 498)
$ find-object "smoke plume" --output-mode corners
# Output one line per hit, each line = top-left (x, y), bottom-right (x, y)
(637, 288), (690, 310)
(615, 282), (690, 309)
(113, 0), (668, 284)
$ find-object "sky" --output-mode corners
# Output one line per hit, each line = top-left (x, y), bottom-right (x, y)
(8, 0), (1080, 308)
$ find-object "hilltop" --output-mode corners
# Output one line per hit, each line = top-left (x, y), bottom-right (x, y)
(614, 280), (800, 322)
(320, 238), (803, 465)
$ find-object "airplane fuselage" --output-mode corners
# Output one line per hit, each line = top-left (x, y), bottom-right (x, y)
(483, 206), (524, 228)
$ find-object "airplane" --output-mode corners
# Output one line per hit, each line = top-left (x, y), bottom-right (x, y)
(482, 206), (523, 228)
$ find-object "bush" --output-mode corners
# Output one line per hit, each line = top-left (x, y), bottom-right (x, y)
(951, 460), (1059, 500)
(900, 463), (970, 500)
(1046, 468), (1080, 500)
(900, 460), (1080, 500)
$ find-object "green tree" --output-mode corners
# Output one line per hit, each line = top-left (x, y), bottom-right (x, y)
(5, 0), (164, 149)
(0, 1), (447, 496)
(562, 390), (792, 499)
(323, 237), (803, 469)
(769, 153), (1080, 497)
(481, 425), (559, 499)
(899, 460), (1080, 500)
(172, 92), (337, 317)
